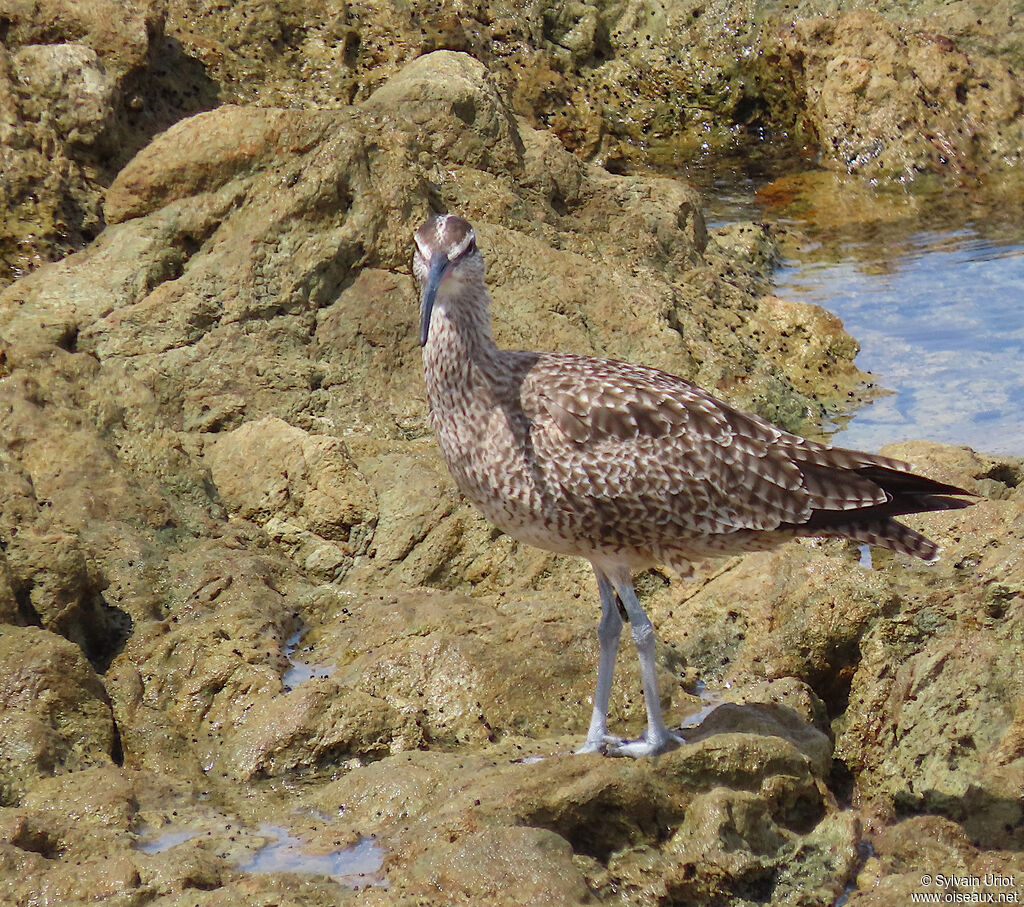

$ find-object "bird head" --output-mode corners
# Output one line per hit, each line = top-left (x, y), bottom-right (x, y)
(412, 214), (483, 347)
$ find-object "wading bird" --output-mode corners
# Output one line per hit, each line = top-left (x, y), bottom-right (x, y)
(413, 213), (971, 757)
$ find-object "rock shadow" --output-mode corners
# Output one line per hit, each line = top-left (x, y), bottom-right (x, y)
(97, 29), (221, 182)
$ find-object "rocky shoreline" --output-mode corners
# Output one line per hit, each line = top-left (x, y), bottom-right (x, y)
(0, 3), (1021, 904)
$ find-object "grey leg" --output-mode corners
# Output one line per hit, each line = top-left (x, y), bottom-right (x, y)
(576, 566), (624, 753)
(606, 567), (682, 757)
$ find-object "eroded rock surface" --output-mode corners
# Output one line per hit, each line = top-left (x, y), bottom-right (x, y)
(0, 0), (219, 281)
(0, 15), (1020, 907)
(3, 1), (1022, 283)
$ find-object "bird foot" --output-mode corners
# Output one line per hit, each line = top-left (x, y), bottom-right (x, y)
(575, 733), (623, 755)
(575, 729), (684, 757)
(605, 729), (684, 758)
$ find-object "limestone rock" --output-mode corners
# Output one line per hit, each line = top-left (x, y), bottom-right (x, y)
(206, 416), (377, 580)
(0, 627), (117, 805)
(0, 21), (1017, 905)
(311, 729), (846, 903)
(2, 0), (1020, 288)
(660, 443), (1024, 851)
(775, 10), (1024, 179)
(407, 826), (593, 906)
(0, 0), (217, 281)
(844, 816), (1024, 905)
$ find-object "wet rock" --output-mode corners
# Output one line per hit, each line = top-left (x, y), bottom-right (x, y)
(407, 826), (594, 906)
(2, 527), (129, 669)
(608, 791), (860, 906)
(2, 0), (1019, 287)
(107, 538), (303, 781)
(0, 49), (857, 607)
(660, 443), (1024, 852)
(310, 727), (846, 904)
(774, 10), (1024, 179)
(0, 20), (1017, 906)
(836, 446), (1024, 850)
(0, 627), (117, 805)
(311, 586), (680, 749)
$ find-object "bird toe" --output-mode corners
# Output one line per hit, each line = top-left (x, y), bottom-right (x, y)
(575, 733), (624, 755)
(606, 730), (683, 758)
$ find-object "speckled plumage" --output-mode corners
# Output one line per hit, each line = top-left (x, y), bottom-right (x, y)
(413, 213), (971, 757)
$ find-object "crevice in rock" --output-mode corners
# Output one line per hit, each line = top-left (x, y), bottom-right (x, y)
(55, 323), (79, 353)
(11, 580), (43, 628)
(523, 795), (681, 864)
(807, 636), (863, 722)
(14, 576), (134, 675)
(977, 462), (1022, 489)
(97, 32), (222, 182)
(894, 788), (1024, 851)
(110, 715), (125, 767)
(829, 758), (856, 808)
(11, 823), (63, 860)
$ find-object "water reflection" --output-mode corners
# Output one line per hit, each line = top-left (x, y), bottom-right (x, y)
(135, 826), (200, 854)
(774, 227), (1024, 454)
(691, 166), (1024, 455)
(237, 824), (386, 887)
(282, 625), (336, 690)
(679, 680), (727, 729)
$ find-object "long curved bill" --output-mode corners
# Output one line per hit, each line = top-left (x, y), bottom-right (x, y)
(419, 256), (449, 347)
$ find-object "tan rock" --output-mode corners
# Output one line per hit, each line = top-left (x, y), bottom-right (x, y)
(0, 26), (1017, 906)
(846, 816), (1024, 905)
(661, 442), (1024, 851)
(0, 627), (117, 803)
(776, 10), (1024, 178)
(206, 416), (377, 579)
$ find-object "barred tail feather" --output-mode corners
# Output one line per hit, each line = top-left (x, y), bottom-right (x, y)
(780, 488), (972, 562)
(815, 518), (942, 563)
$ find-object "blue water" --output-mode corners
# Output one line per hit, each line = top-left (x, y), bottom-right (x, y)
(282, 625), (335, 689)
(773, 229), (1024, 455)
(135, 827), (199, 853)
(237, 824), (386, 886)
(692, 165), (1024, 456)
(135, 819), (386, 887)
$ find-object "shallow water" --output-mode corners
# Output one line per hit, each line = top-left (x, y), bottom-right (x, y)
(282, 625), (336, 689)
(135, 827), (200, 854)
(679, 680), (727, 729)
(774, 227), (1024, 455)
(237, 825), (386, 886)
(697, 166), (1024, 456)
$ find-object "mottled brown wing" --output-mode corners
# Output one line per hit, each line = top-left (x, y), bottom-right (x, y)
(520, 353), (898, 536)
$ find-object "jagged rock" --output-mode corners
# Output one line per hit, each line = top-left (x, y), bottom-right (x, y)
(206, 416), (377, 580)
(0, 19), (1018, 906)
(0, 0), (217, 281)
(0, 627), (117, 805)
(5, 0), (1019, 283)
(775, 10), (1024, 179)
(658, 442), (1024, 852)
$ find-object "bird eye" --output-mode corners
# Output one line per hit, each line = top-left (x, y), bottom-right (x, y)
(449, 237), (476, 263)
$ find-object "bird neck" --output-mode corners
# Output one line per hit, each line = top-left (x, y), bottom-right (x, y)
(424, 285), (499, 371)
